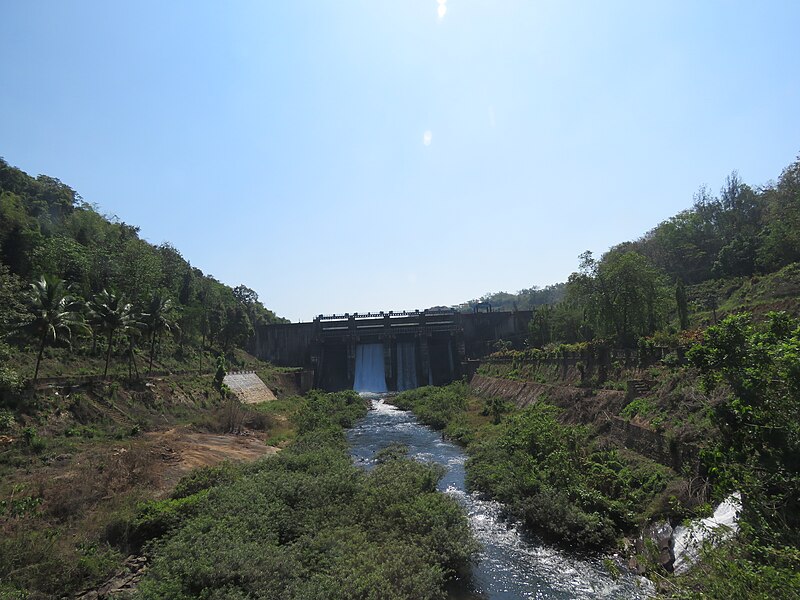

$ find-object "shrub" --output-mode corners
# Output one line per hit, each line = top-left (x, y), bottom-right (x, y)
(135, 396), (476, 599)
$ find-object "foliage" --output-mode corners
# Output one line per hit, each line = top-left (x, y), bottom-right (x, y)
(87, 289), (145, 378)
(664, 536), (800, 599)
(293, 389), (369, 433)
(135, 391), (476, 600)
(393, 382), (469, 430)
(457, 283), (566, 313)
(0, 157), (286, 381)
(20, 275), (88, 380)
(688, 312), (800, 546)
(467, 404), (670, 549)
(471, 157), (800, 348)
(212, 355), (227, 397)
(482, 396), (512, 424)
(566, 250), (673, 347)
(396, 383), (671, 551)
(143, 290), (178, 373)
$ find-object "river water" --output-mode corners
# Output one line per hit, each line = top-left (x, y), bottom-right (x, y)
(347, 396), (651, 600)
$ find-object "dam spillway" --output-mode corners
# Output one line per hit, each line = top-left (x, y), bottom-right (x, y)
(353, 343), (388, 393)
(395, 341), (418, 391)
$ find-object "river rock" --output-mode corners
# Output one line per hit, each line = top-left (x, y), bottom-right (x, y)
(635, 520), (674, 572)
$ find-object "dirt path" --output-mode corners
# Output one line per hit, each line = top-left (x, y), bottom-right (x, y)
(144, 427), (279, 492)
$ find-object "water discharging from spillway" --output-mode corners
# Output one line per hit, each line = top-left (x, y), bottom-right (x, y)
(348, 397), (652, 600)
(396, 341), (418, 391)
(353, 343), (388, 393)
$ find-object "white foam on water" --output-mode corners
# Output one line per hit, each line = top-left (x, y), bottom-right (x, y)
(672, 492), (741, 574)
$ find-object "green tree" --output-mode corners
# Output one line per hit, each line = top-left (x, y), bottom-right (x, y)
(220, 305), (253, 354)
(675, 278), (689, 330)
(0, 263), (26, 336)
(757, 157), (800, 271)
(566, 250), (672, 346)
(21, 275), (87, 381)
(144, 291), (178, 374)
(689, 312), (800, 544)
(88, 289), (141, 378)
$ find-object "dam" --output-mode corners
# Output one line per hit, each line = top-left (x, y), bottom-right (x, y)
(249, 308), (532, 391)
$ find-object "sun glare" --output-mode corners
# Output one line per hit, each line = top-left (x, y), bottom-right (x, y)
(437, 0), (447, 21)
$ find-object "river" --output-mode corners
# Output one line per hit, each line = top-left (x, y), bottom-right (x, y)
(347, 396), (651, 600)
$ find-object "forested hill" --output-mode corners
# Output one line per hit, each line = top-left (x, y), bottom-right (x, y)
(458, 283), (566, 313)
(472, 155), (800, 347)
(0, 157), (285, 365)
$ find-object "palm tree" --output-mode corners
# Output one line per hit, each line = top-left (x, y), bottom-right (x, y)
(126, 312), (147, 380)
(88, 289), (142, 378)
(22, 275), (88, 381)
(144, 291), (178, 374)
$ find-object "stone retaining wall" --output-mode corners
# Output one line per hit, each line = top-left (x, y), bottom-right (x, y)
(469, 374), (698, 471)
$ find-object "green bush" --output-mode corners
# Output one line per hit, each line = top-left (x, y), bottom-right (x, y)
(171, 462), (241, 500)
(0, 409), (15, 431)
(394, 382), (468, 430)
(126, 491), (210, 551)
(466, 404), (668, 549)
(137, 429), (475, 599)
(127, 389), (476, 599)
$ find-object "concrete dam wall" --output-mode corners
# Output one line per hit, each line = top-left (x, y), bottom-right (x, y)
(249, 309), (532, 391)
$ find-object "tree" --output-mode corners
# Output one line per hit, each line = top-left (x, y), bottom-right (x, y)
(220, 305), (253, 354)
(144, 291), (178, 374)
(675, 279), (689, 330)
(21, 275), (87, 381)
(529, 304), (562, 347)
(232, 284), (259, 307)
(566, 250), (672, 346)
(88, 289), (142, 378)
(689, 312), (800, 545)
(0, 263), (26, 336)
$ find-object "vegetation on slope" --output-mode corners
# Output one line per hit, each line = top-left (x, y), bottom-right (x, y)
(0, 364), (291, 599)
(0, 157), (285, 391)
(394, 384), (678, 551)
(470, 157), (800, 348)
(430, 312), (800, 596)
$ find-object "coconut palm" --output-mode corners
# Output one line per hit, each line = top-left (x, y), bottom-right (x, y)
(22, 275), (88, 381)
(88, 289), (143, 378)
(126, 313), (147, 380)
(144, 291), (178, 374)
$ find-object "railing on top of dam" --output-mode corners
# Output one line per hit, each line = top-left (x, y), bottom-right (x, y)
(316, 308), (459, 321)
(315, 309), (461, 337)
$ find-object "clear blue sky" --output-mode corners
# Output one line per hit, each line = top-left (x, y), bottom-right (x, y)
(2, 1), (799, 322)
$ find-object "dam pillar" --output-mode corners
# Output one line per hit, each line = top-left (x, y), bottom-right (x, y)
(419, 335), (432, 386)
(383, 338), (394, 390)
(346, 341), (356, 387)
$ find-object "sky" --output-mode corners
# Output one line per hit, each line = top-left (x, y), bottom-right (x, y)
(1, 1), (799, 322)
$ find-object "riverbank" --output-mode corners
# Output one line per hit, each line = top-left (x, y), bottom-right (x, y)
(349, 396), (649, 599)
(392, 382), (682, 553)
(394, 350), (800, 599)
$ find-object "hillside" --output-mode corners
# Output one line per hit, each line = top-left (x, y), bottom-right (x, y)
(469, 157), (800, 348)
(1, 157), (287, 391)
